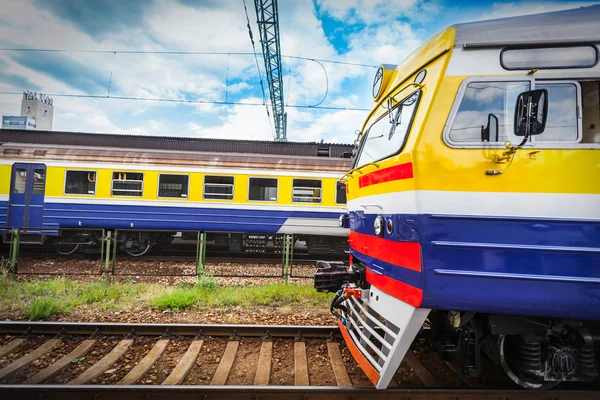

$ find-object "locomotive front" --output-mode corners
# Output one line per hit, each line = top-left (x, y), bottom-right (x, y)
(315, 8), (600, 389)
(314, 54), (436, 388)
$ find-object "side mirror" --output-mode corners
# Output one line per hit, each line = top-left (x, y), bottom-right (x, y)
(481, 113), (499, 142)
(514, 89), (548, 137)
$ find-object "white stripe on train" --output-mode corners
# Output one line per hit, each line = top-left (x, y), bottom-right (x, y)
(348, 190), (600, 220)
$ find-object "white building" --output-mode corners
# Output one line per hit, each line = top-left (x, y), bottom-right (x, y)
(20, 91), (54, 130)
(2, 116), (37, 130)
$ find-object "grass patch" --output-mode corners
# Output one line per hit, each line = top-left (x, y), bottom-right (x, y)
(0, 275), (331, 319)
(23, 297), (62, 320)
(153, 289), (198, 312)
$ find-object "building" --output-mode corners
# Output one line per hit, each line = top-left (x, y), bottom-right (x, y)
(2, 116), (37, 130)
(20, 91), (54, 130)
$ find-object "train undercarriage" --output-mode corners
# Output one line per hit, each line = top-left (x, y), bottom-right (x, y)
(2, 230), (348, 258)
(431, 311), (600, 389)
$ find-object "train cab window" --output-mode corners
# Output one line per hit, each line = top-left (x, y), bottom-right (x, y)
(13, 168), (26, 193)
(292, 179), (322, 203)
(336, 181), (347, 204)
(448, 80), (582, 146)
(248, 177), (278, 202)
(204, 175), (234, 200)
(355, 91), (421, 167)
(111, 172), (143, 197)
(158, 174), (189, 198)
(65, 170), (96, 195)
(32, 169), (45, 195)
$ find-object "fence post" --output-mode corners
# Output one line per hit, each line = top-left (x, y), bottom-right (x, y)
(283, 234), (292, 284)
(100, 229), (105, 263)
(196, 231), (206, 279)
(10, 228), (19, 279)
(112, 230), (118, 275)
(104, 231), (111, 283)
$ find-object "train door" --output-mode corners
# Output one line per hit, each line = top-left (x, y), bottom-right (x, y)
(7, 163), (46, 230)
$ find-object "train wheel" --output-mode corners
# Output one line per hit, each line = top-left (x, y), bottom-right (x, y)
(124, 241), (150, 257)
(56, 243), (80, 255)
(498, 335), (560, 389)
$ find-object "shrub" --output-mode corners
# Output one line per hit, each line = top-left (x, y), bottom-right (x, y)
(23, 297), (61, 320)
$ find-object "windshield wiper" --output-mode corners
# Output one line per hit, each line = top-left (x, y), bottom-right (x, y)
(388, 105), (403, 139)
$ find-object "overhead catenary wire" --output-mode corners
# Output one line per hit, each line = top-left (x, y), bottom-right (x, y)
(0, 47), (378, 68)
(0, 91), (370, 111)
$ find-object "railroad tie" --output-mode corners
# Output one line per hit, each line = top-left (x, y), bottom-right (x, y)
(326, 341), (351, 386)
(23, 339), (96, 384)
(162, 338), (204, 385)
(253, 340), (273, 386)
(0, 338), (62, 380)
(443, 359), (484, 388)
(118, 338), (170, 385)
(0, 338), (26, 358)
(68, 338), (134, 385)
(293, 341), (309, 386)
(404, 350), (439, 387)
(210, 340), (239, 385)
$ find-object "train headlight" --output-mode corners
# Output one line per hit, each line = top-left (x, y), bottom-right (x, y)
(386, 219), (393, 235)
(339, 214), (349, 229)
(374, 216), (384, 237)
(338, 215), (345, 228)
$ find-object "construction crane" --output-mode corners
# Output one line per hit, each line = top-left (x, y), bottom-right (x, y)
(253, 0), (287, 141)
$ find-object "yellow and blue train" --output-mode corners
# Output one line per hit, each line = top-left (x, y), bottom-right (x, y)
(0, 130), (352, 255)
(316, 5), (600, 389)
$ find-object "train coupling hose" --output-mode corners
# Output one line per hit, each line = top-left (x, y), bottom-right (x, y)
(330, 284), (366, 325)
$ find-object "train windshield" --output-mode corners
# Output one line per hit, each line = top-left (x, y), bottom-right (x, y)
(355, 91), (420, 168)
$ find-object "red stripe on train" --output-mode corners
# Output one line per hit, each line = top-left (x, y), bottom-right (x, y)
(348, 231), (422, 272)
(366, 268), (423, 308)
(358, 162), (413, 188)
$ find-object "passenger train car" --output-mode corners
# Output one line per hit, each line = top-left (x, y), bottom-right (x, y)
(316, 6), (600, 389)
(0, 130), (352, 255)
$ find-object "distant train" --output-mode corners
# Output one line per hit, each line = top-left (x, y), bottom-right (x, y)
(0, 130), (352, 256)
(316, 6), (600, 390)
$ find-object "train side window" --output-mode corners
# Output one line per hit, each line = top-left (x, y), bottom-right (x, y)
(204, 175), (234, 200)
(32, 169), (45, 195)
(111, 172), (143, 197)
(336, 181), (347, 204)
(447, 80), (582, 146)
(448, 81), (530, 144)
(292, 179), (322, 203)
(158, 174), (189, 198)
(248, 177), (278, 202)
(65, 170), (97, 195)
(13, 168), (26, 193)
(581, 80), (600, 144)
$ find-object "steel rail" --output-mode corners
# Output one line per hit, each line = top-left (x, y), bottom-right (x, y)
(0, 385), (595, 400)
(0, 321), (340, 338)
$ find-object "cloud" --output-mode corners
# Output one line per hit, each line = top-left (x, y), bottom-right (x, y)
(34, 0), (156, 39)
(10, 52), (114, 94)
(316, 0), (440, 25)
(187, 96), (274, 140)
(486, 1), (598, 20)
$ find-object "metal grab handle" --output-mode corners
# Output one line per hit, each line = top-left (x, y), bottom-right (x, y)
(359, 204), (383, 210)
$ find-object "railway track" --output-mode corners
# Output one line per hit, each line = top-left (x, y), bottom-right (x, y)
(0, 322), (595, 399)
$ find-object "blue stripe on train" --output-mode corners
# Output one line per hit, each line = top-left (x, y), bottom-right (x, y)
(39, 202), (341, 234)
(348, 211), (600, 320)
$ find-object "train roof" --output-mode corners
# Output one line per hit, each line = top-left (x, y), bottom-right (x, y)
(453, 5), (600, 48)
(0, 129), (353, 158)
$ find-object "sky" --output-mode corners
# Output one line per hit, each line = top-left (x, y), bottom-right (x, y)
(0, 0), (596, 143)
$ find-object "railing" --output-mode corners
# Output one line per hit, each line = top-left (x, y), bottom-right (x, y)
(0, 228), (347, 281)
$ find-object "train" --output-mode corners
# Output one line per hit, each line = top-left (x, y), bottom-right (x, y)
(0, 130), (352, 256)
(315, 6), (600, 389)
